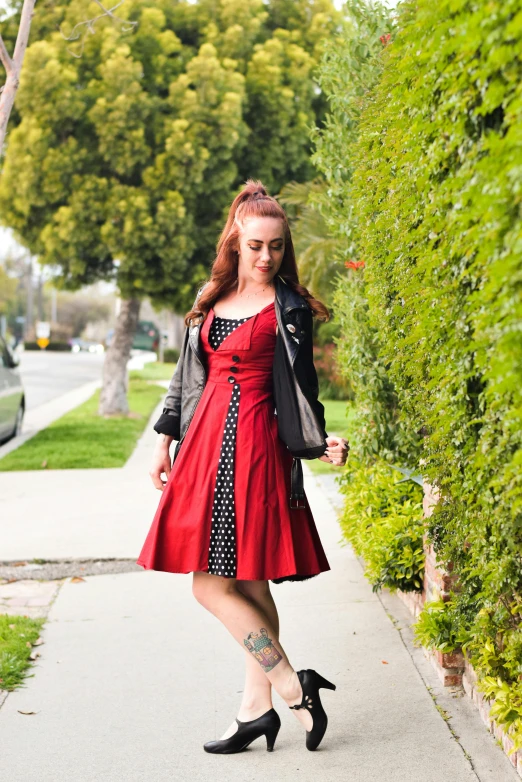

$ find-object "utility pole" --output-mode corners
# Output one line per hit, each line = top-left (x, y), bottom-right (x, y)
(37, 269), (43, 321)
(51, 286), (57, 322)
(25, 256), (33, 340)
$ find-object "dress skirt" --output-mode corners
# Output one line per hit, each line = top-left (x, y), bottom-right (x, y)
(136, 300), (331, 583)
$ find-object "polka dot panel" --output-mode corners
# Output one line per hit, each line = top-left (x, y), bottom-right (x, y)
(207, 314), (253, 578)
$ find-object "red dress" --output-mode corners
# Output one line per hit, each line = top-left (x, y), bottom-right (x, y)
(136, 300), (331, 583)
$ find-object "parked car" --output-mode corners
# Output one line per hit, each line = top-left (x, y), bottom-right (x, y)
(105, 321), (160, 352)
(0, 335), (25, 443)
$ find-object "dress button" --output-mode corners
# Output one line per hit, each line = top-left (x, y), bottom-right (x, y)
(286, 323), (296, 333)
(229, 366), (238, 373)
(232, 355), (240, 362)
(227, 376), (235, 383)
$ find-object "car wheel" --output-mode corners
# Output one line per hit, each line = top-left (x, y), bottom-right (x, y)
(11, 404), (24, 438)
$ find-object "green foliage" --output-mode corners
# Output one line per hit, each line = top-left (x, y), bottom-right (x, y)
(317, 0), (522, 744)
(478, 676), (522, 753)
(324, 0), (522, 750)
(310, 0), (394, 257)
(0, 0), (341, 312)
(162, 348), (180, 364)
(0, 614), (45, 690)
(310, 1), (410, 460)
(338, 457), (425, 593)
(413, 600), (461, 653)
(277, 179), (341, 305)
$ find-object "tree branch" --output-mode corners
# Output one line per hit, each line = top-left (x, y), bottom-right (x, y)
(60, 0), (137, 58)
(0, 35), (13, 75)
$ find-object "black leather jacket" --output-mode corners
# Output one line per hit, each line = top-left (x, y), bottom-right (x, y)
(153, 274), (329, 507)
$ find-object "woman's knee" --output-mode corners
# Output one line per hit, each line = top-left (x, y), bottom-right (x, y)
(192, 572), (237, 610)
(237, 579), (271, 603)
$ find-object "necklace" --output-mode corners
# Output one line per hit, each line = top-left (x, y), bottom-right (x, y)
(237, 280), (274, 299)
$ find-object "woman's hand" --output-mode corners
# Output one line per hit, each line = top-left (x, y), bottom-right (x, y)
(149, 438), (173, 490)
(318, 435), (350, 467)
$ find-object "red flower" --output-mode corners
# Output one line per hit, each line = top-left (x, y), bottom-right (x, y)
(379, 33), (391, 46)
(345, 260), (365, 269)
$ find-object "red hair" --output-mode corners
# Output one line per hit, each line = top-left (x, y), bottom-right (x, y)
(184, 178), (330, 326)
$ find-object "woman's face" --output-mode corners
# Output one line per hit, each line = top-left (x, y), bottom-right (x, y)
(237, 216), (285, 286)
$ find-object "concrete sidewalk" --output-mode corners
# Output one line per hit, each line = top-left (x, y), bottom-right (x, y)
(0, 393), (518, 781)
(0, 472), (518, 778)
(0, 373), (166, 564)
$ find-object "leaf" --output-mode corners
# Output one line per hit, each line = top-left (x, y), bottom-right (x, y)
(70, 576), (86, 583)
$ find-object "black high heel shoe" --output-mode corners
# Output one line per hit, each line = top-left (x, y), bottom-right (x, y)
(288, 669), (336, 751)
(203, 707), (281, 754)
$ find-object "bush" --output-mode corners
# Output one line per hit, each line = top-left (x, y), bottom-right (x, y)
(338, 457), (424, 593)
(163, 348), (180, 364)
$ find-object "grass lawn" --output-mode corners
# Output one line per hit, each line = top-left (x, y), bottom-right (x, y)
(129, 362), (176, 382)
(306, 399), (356, 475)
(0, 614), (46, 690)
(0, 374), (166, 471)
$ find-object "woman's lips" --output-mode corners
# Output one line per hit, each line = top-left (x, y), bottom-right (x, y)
(257, 267), (271, 272)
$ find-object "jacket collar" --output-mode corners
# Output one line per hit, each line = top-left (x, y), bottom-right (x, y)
(274, 274), (309, 314)
(189, 274), (309, 362)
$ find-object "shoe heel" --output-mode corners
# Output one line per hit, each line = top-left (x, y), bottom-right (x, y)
(315, 672), (336, 691)
(265, 724), (280, 752)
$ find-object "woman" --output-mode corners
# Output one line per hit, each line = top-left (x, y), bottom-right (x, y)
(137, 179), (349, 754)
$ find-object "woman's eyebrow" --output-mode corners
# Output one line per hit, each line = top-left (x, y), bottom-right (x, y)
(248, 238), (284, 243)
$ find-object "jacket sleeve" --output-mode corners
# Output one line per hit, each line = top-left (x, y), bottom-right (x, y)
(152, 325), (189, 439)
(294, 308), (329, 444)
(152, 284), (206, 439)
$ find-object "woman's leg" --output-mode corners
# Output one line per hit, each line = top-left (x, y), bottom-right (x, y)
(216, 579), (280, 739)
(192, 571), (313, 735)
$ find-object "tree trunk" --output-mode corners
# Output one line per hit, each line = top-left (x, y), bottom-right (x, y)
(98, 297), (141, 416)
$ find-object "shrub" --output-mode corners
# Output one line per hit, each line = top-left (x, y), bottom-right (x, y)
(338, 457), (424, 593)
(163, 348), (180, 364)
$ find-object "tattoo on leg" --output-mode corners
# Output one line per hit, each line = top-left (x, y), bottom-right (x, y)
(244, 627), (283, 672)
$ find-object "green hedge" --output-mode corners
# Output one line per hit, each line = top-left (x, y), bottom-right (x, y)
(310, 1), (408, 462)
(345, 0), (522, 750)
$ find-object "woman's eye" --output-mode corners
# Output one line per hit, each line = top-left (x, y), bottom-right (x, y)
(248, 245), (283, 251)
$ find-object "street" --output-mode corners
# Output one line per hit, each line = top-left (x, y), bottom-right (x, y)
(14, 349), (105, 411)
